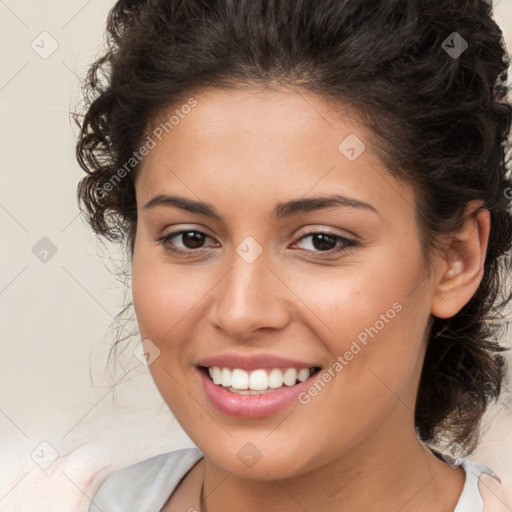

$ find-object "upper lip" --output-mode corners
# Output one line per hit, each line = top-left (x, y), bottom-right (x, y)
(196, 353), (321, 371)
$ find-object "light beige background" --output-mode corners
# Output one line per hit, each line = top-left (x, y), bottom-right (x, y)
(0, 1), (511, 510)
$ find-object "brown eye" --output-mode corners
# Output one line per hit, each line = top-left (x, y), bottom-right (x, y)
(157, 229), (215, 253)
(177, 231), (207, 249)
(293, 231), (356, 254)
(309, 233), (337, 251)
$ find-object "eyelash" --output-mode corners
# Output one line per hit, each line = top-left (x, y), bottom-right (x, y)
(155, 229), (357, 257)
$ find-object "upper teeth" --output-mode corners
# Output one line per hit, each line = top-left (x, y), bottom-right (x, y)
(207, 367), (313, 390)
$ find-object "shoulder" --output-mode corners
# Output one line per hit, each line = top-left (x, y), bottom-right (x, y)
(478, 472), (511, 512)
(88, 446), (204, 512)
(454, 458), (511, 512)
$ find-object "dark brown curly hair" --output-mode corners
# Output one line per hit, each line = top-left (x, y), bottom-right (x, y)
(73, 0), (512, 455)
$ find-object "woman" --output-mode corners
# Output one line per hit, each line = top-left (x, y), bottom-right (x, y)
(75, 0), (512, 510)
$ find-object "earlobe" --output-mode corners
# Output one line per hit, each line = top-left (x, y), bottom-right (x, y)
(430, 204), (490, 319)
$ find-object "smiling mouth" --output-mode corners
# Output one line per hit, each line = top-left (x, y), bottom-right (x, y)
(198, 366), (322, 394)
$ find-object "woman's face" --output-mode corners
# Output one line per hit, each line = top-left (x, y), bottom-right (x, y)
(131, 86), (439, 479)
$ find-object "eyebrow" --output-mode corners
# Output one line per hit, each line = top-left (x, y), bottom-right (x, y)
(143, 193), (380, 219)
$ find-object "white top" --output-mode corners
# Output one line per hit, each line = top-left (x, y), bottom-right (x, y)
(88, 447), (509, 512)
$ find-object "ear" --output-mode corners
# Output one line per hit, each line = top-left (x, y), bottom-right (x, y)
(430, 202), (490, 319)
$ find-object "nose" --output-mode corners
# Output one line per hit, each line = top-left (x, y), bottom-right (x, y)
(208, 249), (291, 340)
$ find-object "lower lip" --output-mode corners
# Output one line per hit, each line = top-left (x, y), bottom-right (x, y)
(198, 367), (318, 419)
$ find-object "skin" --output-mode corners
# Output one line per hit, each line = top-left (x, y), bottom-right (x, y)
(130, 86), (490, 512)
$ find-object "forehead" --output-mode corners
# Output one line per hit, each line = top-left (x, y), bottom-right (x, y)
(146, 85), (364, 161)
(136, 86), (416, 222)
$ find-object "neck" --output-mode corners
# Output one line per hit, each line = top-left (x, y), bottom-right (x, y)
(199, 422), (465, 512)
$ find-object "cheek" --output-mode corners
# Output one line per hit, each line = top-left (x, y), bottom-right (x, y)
(295, 288), (427, 450)
(131, 250), (204, 412)
(282, 256), (418, 343)
(131, 249), (212, 343)
(286, 250), (429, 385)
